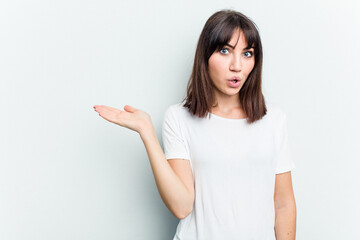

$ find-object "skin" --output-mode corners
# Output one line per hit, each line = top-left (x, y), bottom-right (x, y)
(274, 171), (297, 240)
(93, 28), (296, 238)
(208, 28), (255, 118)
(93, 105), (195, 219)
(93, 104), (151, 135)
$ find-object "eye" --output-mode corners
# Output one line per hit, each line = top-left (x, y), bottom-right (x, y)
(219, 48), (229, 54)
(243, 51), (254, 58)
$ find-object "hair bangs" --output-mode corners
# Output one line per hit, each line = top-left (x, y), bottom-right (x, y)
(206, 17), (239, 59)
(208, 16), (258, 58)
(241, 25), (259, 55)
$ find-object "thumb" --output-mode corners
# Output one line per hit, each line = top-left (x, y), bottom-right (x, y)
(124, 105), (137, 113)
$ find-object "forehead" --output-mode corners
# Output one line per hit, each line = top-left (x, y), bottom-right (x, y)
(228, 29), (248, 47)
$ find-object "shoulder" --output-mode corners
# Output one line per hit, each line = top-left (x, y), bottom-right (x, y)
(163, 102), (189, 125)
(164, 102), (189, 118)
(165, 102), (183, 113)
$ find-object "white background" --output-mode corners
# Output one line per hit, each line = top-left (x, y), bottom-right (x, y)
(1, 0), (359, 239)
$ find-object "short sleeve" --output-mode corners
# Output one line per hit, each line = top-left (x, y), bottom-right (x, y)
(161, 105), (191, 161)
(274, 111), (295, 174)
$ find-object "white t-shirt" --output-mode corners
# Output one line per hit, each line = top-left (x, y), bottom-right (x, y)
(161, 101), (295, 240)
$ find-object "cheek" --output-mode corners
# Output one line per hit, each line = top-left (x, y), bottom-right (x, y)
(245, 61), (255, 75)
(208, 57), (225, 77)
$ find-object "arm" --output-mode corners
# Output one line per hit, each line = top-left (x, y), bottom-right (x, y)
(140, 126), (194, 219)
(93, 104), (194, 219)
(274, 171), (296, 240)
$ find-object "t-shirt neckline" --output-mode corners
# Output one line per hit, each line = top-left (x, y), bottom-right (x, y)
(209, 112), (247, 121)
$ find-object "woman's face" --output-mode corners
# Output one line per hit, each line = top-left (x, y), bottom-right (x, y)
(208, 29), (255, 103)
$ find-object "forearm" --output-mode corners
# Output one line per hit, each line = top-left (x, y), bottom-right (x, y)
(139, 126), (194, 219)
(274, 202), (296, 240)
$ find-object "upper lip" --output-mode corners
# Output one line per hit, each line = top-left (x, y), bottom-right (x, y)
(228, 76), (241, 81)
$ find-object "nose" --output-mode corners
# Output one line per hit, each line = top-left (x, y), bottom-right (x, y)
(229, 55), (242, 72)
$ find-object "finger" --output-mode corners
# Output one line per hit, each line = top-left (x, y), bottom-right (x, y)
(97, 109), (117, 123)
(124, 105), (137, 113)
(95, 105), (120, 113)
(100, 107), (119, 118)
(93, 105), (105, 112)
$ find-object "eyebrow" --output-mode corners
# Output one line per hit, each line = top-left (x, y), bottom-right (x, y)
(225, 43), (254, 50)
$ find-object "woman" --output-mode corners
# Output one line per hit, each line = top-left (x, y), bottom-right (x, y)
(94, 9), (296, 240)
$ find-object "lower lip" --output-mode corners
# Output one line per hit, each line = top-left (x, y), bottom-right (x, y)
(228, 80), (241, 88)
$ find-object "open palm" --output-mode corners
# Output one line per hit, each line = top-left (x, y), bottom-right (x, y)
(93, 104), (152, 134)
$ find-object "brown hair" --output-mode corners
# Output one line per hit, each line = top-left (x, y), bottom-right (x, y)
(181, 9), (267, 124)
